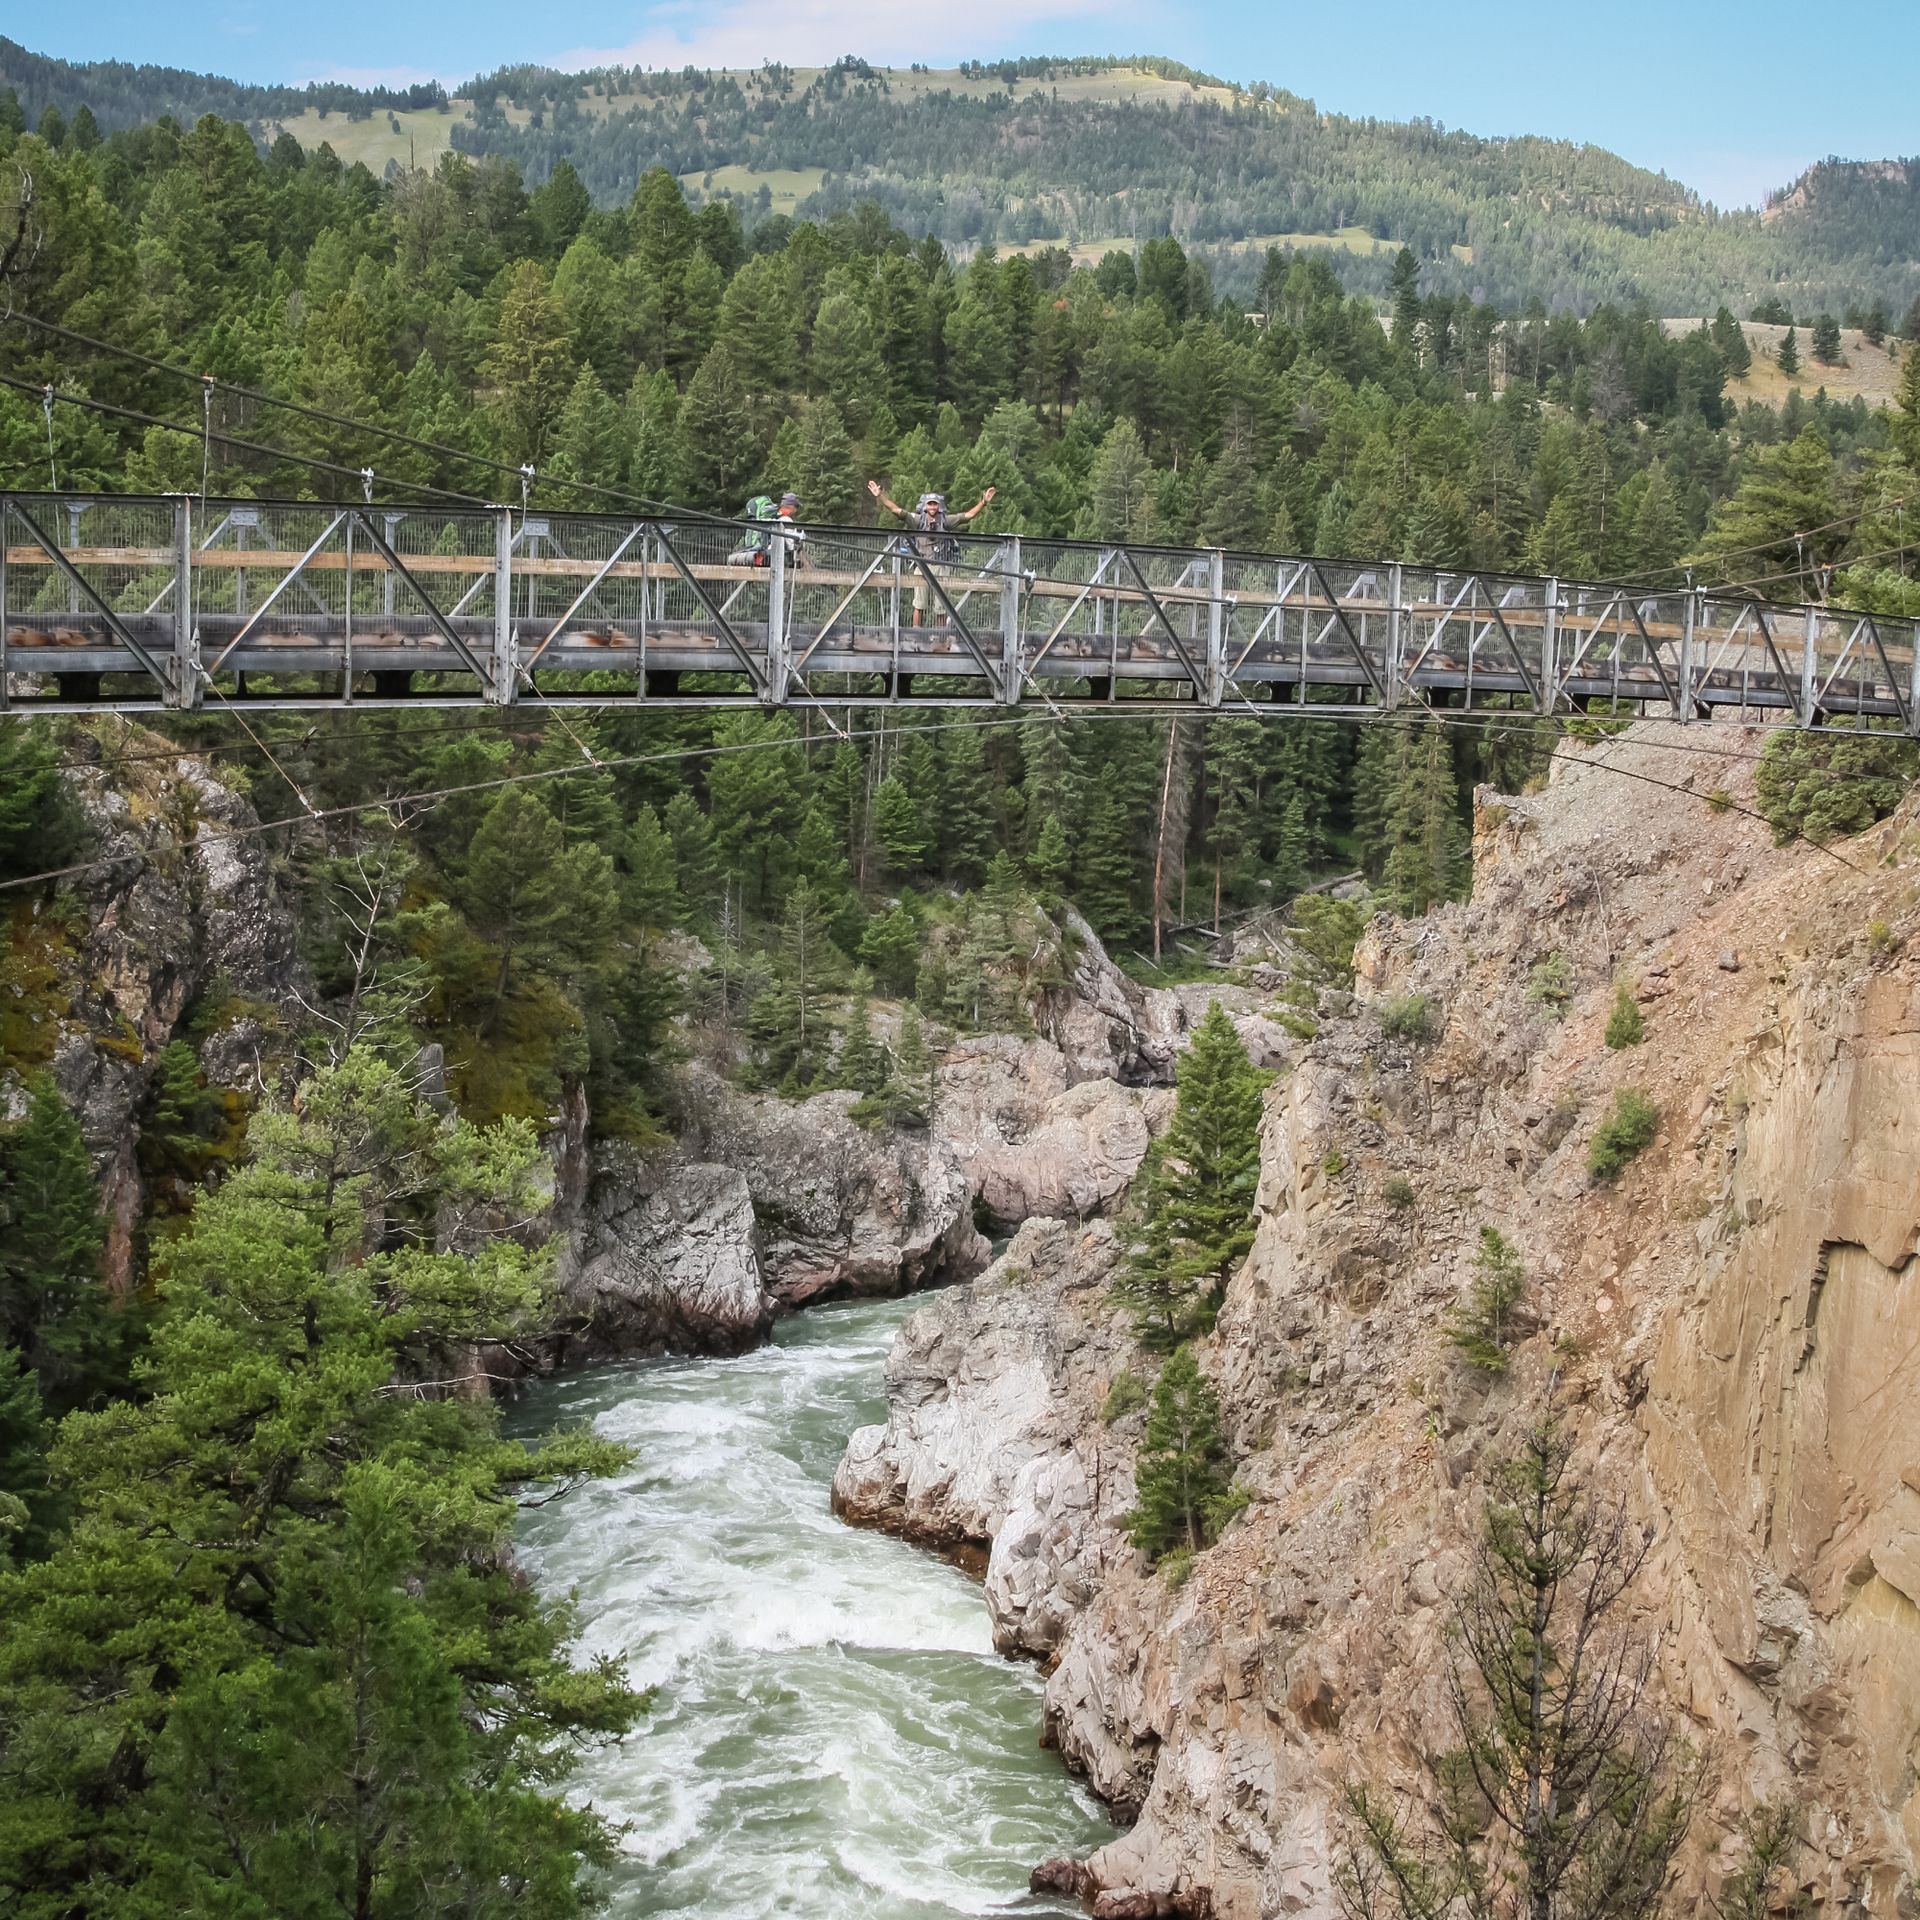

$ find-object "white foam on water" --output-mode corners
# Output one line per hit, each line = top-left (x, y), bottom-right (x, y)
(512, 1294), (1109, 1918)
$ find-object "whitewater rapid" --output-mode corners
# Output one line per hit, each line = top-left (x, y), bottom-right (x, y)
(511, 1293), (1110, 1918)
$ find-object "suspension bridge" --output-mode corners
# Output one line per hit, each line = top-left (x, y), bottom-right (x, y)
(1, 491), (1914, 731)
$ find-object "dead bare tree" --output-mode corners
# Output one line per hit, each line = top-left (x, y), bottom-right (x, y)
(293, 831), (432, 1068)
(0, 161), (37, 305)
(1338, 1410), (1696, 1920)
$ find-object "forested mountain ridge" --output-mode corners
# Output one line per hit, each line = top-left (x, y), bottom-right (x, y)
(2, 36), (1916, 314)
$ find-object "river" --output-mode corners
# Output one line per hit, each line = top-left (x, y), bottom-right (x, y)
(510, 1292), (1113, 1919)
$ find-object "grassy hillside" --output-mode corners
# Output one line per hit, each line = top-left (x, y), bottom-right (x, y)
(4, 40), (1917, 317)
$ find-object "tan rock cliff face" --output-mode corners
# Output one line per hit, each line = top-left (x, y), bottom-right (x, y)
(842, 723), (1920, 1920)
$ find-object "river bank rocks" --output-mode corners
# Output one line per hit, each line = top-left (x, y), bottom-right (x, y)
(556, 1155), (771, 1361)
(831, 1218), (1136, 1658)
(838, 723), (1920, 1920)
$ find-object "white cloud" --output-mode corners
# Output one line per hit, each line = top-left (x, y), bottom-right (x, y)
(548, 0), (1130, 76)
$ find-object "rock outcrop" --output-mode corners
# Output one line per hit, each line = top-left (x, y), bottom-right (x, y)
(841, 722), (1920, 1920)
(833, 1218), (1135, 1664)
(558, 1154), (773, 1359)
(937, 1037), (1173, 1226)
(26, 737), (307, 1287)
(671, 1060), (990, 1304)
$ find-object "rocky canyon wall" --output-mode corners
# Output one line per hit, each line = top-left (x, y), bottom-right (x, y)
(837, 722), (1920, 1920)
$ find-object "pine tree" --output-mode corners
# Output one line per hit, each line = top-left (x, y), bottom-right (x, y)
(1081, 418), (1157, 542)
(1127, 1345), (1235, 1559)
(1381, 725), (1468, 916)
(705, 712), (807, 911)
(1076, 785), (1139, 944)
(626, 365), (688, 501)
(1271, 789), (1311, 899)
(1776, 325), (1800, 376)
(663, 790), (721, 922)
(0, 1075), (116, 1416)
(1709, 306), (1751, 376)
(0, 1341), (51, 1567)
(680, 342), (762, 506)
(1446, 1226), (1529, 1373)
(935, 725), (997, 884)
(838, 973), (889, 1097)
(623, 803), (682, 936)
(882, 1004), (935, 1126)
(547, 364), (624, 503)
(0, 1050), (641, 1911)
(810, 290), (889, 433)
(1893, 346), (1920, 468)
(1390, 246), (1423, 355)
(791, 397), (858, 523)
(0, 722), (87, 886)
(857, 903), (920, 995)
(1696, 426), (1838, 588)
(483, 259), (576, 465)
(1340, 1415), (1692, 1920)
(1117, 1003), (1266, 1347)
(717, 253), (795, 402)
(1027, 811), (1071, 901)
(1810, 313), (1843, 365)
(1605, 983), (1646, 1049)
(872, 775), (932, 878)
(460, 787), (618, 1011)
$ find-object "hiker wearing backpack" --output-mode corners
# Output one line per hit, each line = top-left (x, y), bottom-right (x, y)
(726, 494), (779, 568)
(867, 480), (996, 624)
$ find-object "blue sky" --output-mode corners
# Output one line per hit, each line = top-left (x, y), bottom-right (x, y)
(25, 0), (1920, 210)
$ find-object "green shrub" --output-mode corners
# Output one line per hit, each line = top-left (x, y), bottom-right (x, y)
(1446, 1226), (1527, 1373)
(1526, 952), (1574, 1016)
(1380, 993), (1435, 1042)
(1866, 918), (1896, 959)
(1321, 1148), (1346, 1177)
(1101, 1370), (1149, 1424)
(1158, 1546), (1196, 1589)
(1604, 984), (1646, 1049)
(1288, 893), (1366, 980)
(1754, 729), (1920, 845)
(1383, 1175), (1416, 1210)
(1587, 1089), (1658, 1181)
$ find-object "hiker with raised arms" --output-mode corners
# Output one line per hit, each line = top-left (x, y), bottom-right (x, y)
(867, 479), (995, 624)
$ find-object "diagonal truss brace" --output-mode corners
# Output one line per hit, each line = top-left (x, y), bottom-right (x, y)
(1306, 561), (1386, 701)
(1118, 549), (1207, 700)
(350, 512), (501, 697)
(911, 555), (1005, 689)
(6, 499), (176, 698)
(655, 524), (769, 697)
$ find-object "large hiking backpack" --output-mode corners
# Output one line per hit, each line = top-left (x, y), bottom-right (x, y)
(739, 494), (777, 561)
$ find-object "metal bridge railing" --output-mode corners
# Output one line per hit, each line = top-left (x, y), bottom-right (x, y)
(2, 490), (1915, 733)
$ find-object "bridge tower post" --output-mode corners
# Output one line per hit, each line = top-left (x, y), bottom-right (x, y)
(1541, 577), (1559, 719)
(1910, 612), (1920, 737)
(1800, 607), (1818, 726)
(174, 495), (202, 710)
(1206, 549), (1226, 707)
(766, 533), (789, 704)
(1385, 563), (1404, 711)
(1000, 537), (1022, 703)
(0, 497), (9, 714)
(1680, 589), (1697, 721)
(492, 509), (515, 704)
